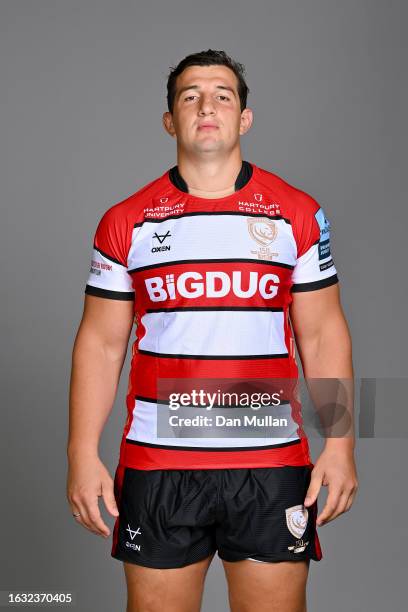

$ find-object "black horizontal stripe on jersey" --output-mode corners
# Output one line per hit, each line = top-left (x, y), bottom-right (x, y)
(84, 285), (135, 300)
(144, 306), (284, 313)
(124, 438), (301, 451)
(137, 349), (289, 360)
(93, 245), (125, 267)
(134, 211), (291, 228)
(134, 394), (291, 407)
(291, 274), (339, 293)
(128, 257), (294, 275)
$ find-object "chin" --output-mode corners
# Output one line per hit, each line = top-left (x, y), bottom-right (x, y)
(195, 144), (224, 154)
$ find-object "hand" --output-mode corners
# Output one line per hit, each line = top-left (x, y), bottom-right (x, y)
(304, 445), (358, 526)
(66, 454), (119, 537)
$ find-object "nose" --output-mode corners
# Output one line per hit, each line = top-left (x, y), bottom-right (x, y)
(198, 93), (216, 115)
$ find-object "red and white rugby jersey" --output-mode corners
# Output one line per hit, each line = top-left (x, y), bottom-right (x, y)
(85, 161), (339, 470)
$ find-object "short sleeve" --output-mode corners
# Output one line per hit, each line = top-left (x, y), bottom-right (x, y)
(84, 206), (135, 301)
(291, 201), (339, 293)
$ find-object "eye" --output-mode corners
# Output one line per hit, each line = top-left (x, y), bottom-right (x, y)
(184, 94), (231, 102)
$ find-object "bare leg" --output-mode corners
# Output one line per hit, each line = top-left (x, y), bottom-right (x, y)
(222, 559), (309, 612)
(123, 553), (215, 612)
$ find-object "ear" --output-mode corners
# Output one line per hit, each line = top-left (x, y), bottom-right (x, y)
(163, 111), (176, 137)
(239, 108), (253, 135)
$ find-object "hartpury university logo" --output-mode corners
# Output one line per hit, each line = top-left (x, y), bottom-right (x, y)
(247, 217), (279, 261)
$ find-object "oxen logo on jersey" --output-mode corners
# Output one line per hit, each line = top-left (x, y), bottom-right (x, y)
(151, 230), (172, 253)
(247, 217), (279, 261)
(144, 270), (280, 302)
(285, 505), (308, 539)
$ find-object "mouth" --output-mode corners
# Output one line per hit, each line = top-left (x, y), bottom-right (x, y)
(197, 124), (219, 131)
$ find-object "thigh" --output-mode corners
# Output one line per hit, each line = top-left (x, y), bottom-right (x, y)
(222, 558), (309, 612)
(216, 466), (322, 564)
(112, 467), (217, 568)
(124, 553), (214, 612)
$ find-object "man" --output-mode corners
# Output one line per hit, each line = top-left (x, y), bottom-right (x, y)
(67, 49), (358, 612)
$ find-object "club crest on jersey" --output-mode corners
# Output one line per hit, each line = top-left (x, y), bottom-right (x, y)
(247, 217), (279, 261)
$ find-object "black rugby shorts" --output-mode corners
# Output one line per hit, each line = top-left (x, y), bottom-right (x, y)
(111, 464), (322, 568)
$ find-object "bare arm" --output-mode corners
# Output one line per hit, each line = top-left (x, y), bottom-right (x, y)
(289, 283), (358, 524)
(66, 294), (134, 537)
(290, 283), (352, 379)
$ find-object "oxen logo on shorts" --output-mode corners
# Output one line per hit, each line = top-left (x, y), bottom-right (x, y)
(285, 505), (308, 539)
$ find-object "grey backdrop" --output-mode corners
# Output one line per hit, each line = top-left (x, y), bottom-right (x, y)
(1, 0), (407, 610)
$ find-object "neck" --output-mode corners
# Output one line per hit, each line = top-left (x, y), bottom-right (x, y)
(176, 151), (243, 197)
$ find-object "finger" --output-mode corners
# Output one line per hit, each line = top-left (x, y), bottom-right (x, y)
(323, 491), (350, 524)
(84, 499), (111, 537)
(71, 504), (81, 518)
(317, 489), (342, 525)
(344, 488), (357, 512)
(101, 480), (119, 518)
(304, 471), (323, 507)
(333, 482), (358, 518)
(71, 501), (101, 535)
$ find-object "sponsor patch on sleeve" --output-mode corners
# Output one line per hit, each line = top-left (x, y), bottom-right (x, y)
(315, 208), (332, 261)
(319, 258), (334, 271)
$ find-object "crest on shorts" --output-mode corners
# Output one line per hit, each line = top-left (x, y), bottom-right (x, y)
(285, 505), (308, 539)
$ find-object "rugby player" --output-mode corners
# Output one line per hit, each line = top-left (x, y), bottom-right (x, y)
(67, 49), (358, 612)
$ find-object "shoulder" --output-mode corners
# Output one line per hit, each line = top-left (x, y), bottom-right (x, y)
(97, 169), (168, 228)
(254, 164), (321, 219)
(254, 164), (334, 257)
(91, 170), (168, 264)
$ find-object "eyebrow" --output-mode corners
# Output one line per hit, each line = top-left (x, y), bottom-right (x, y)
(177, 84), (236, 97)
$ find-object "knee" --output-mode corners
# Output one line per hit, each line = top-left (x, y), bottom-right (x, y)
(126, 595), (161, 612)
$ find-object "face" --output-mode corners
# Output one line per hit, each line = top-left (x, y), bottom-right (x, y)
(163, 65), (253, 156)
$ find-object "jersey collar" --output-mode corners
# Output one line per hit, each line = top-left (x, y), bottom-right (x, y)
(168, 160), (253, 193)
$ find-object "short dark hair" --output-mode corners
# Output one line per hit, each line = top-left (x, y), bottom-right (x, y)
(166, 49), (250, 114)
